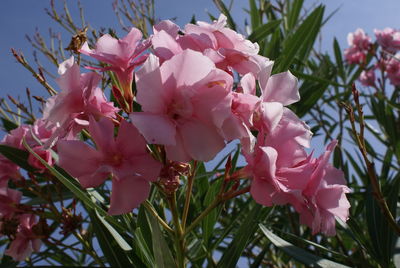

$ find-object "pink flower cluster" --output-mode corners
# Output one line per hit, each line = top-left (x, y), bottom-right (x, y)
(0, 15), (351, 262)
(0, 120), (56, 260)
(57, 15), (349, 233)
(345, 27), (400, 87)
(344, 28), (371, 64)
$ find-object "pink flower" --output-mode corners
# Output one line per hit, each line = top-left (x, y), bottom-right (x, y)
(152, 15), (270, 78)
(244, 109), (312, 206)
(344, 29), (371, 64)
(80, 28), (150, 109)
(0, 186), (22, 219)
(43, 57), (118, 142)
(28, 146), (53, 171)
(297, 141), (351, 236)
(359, 69), (376, 87)
(344, 46), (367, 64)
(385, 54), (400, 86)
(0, 155), (20, 183)
(374, 28), (400, 53)
(5, 214), (42, 261)
(58, 117), (162, 215)
(131, 50), (233, 162)
(347, 28), (371, 50)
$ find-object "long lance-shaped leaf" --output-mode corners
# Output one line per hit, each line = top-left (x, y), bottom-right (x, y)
(259, 224), (350, 268)
(145, 209), (176, 268)
(213, 0), (236, 30)
(88, 209), (135, 268)
(217, 203), (265, 267)
(248, 19), (282, 44)
(274, 6), (324, 72)
(0, 144), (34, 172)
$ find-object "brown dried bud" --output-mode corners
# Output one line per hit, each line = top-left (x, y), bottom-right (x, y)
(60, 207), (82, 235)
(0, 217), (19, 238)
(65, 27), (88, 54)
(159, 161), (190, 195)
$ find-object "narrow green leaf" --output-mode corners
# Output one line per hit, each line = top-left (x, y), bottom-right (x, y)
(0, 144), (34, 172)
(286, 0), (304, 30)
(88, 209), (134, 267)
(145, 210), (176, 268)
(248, 19), (281, 43)
(217, 204), (264, 267)
(249, 0), (261, 29)
(259, 224), (350, 268)
(333, 38), (345, 79)
(212, 0), (236, 30)
(275, 6), (324, 72)
(1, 118), (18, 131)
(95, 210), (132, 251)
(202, 179), (223, 245)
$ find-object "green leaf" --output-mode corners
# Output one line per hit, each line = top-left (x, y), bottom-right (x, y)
(88, 209), (134, 267)
(133, 228), (155, 267)
(259, 224), (350, 267)
(286, 0), (304, 30)
(248, 19), (281, 43)
(333, 38), (345, 80)
(1, 118), (18, 131)
(275, 6), (324, 72)
(212, 0), (236, 30)
(202, 179), (223, 245)
(217, 203), (265, 267)
(249, 0), (261, 30)
(366, 177), (399, 267)
(145, 210), (176, 268)
(0, 144), (34, 172)
(95, 210), (132, 251)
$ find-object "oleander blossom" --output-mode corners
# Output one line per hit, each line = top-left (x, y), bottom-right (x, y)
(43, 56), (119, 143)
(131, 50), (237, 162)
(80, 28), (150, 107)
(57, 117), (162, 215)
(374, 28), (400, 53)
(344, 28), (371, 64)
(2, 119), (56, 172)
(5, 214), (42, 261)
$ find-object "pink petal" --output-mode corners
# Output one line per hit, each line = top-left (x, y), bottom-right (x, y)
(108, 176), (150, 215)
(179, 120), (225, 161)
(152, 30), (183, 61)
(165, 131), (191, 162)
(116, 120), (148, 156)
(250, 177), (274, 206)
(161, 49), (215, 88)
(130, 113), (176, 145)
(135, 55), (168, 113)
(57, 140), (104, 188)
(263, 71), (299, 106)
(88, 117), (115, 151)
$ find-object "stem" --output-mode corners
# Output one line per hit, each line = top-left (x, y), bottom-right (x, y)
(73, 232), (105, 266)
(168, 194), (185, 268)
(143, 200), (173, 234)
(184, 186), (250, 236)
(344, 86), (400, 236)
(182, 161), (197, 230)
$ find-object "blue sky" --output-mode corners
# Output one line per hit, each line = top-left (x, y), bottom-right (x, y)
(1, 0), (399, 101)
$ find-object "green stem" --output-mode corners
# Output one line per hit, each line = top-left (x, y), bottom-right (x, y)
(168, 194), (185, 268)
(182, 161), (197, 230)
(143, 200), (174, 233)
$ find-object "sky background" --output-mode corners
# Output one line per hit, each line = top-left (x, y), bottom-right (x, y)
(1, 0), (399, 102)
